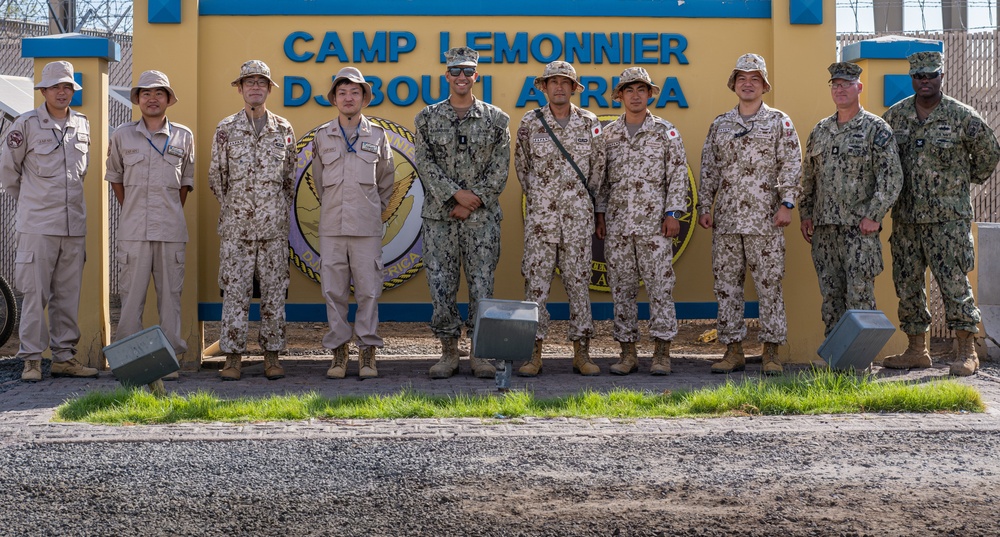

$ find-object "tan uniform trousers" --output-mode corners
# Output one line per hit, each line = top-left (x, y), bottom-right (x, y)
(320, 235), (384, 350)
(114, 240), (187, 355)
(14, 233), (85, 362)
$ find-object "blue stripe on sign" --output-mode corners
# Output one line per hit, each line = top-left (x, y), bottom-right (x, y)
(199, 0), (772, 18)
(21, 34), (121, 61)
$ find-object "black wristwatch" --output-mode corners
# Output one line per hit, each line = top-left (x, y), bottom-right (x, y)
(781, 201), (795, 209)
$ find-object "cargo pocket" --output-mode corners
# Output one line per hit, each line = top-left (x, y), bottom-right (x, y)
(14, 250), (34, 294)
(115, 250), (131, 293)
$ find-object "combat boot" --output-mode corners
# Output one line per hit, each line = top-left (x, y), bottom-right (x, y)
(359, 346), (378, 379)
(326, 344), (349, 379)
(950, 330), (979, 377)
(263, 351), (285, 380)
(610, 341), (638, 375)
(429, 338), (460, 379)
(518, 340), (544, 377)
(711, 341), (745, 374)
(469, 353), (496, 379)
(572, 338), (600, 376)
(882, 333), (932, 369)
(50, 357), (99, 378)
(650, 339), (672, 376)
(21, 359), (41, 382)
(761, 342), (783, 376)
(220, 353), (242, 381)
(161, 370), (180, 381)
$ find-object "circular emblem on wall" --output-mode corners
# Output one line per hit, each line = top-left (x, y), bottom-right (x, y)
(288, 117), (425, 290)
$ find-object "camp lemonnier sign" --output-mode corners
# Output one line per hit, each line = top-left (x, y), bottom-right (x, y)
(286, 30), (696, 292)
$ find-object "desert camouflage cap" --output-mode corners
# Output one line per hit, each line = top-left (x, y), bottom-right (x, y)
(445, 46), (479, 67)
(231, 59), (279, 88)
(908, 51), (944, 75)
(727, 53), (771, 93)
(612, 67), (660, 102)
(828, 61), (862, 81)
(34, 60), (81, 91)
(327, 66), (373, 107)
(533, 61), (584, 91)
(130, 70), (177, 106)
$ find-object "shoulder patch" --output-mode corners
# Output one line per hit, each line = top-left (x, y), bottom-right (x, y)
(967, 118), (983, 138)
(6, 130), (23, 149)
(592, 124), (602, 137)
(666, 128), (680, 140)
(874, 127), (892, 148)
(781, 116), (795, 131)
(216, 130), (228, 145)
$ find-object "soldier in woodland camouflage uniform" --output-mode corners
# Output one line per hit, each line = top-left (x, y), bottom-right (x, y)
(595, 67), (689, 376)
(800, 62), (902, 337)
(209, 60), (297, 381)
(882, 51), (1000, 376)
(414, 47), (511, 380)
(698, 54), (802, 375)
(514, 61), (606, 376)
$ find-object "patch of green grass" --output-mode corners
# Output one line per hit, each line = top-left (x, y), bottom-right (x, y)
(54, 369), (985, 425)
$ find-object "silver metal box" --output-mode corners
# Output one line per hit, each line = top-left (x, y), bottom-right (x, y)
(817, 310), (895, 370)
(472, 299), (539, 362)
(102, 325), (179, 387)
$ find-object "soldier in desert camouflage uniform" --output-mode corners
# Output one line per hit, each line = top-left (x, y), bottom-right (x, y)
(414, 47), (511, 380)
(209, 60), (297, 381)
(800, 62), (902, 337)
(699, 54), (802, 375)
(595, 67), (689, 376)
(514, 61), (606, 376)
(881, 51), (1000, 376)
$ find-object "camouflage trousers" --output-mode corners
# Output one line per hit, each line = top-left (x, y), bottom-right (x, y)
(811, 225), (883, 336)
(422, 214), (501, 339)
(523, 233), (593, 341)
(218, 237), (289, 353)
(712, 233), (787, 345)
(605, 233), (677, 342)
(890, 220), (980, 334)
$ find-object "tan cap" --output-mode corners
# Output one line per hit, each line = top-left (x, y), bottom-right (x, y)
(533, 61), (584, 92)
(828, 61), (862, 82)
(231, 60), (279, 87)
(445, 47), (479, 68)
(327, 66), (373, 107)
(612, 67), (660, 102)
(35, 60), (81, 90)
(130, 70), (177, 106)
(727, 53), (771, 93)
(907, 51), (943, 75)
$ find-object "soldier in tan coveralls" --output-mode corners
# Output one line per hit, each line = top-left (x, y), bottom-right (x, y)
(313, 67), (394, 380)
(1, 61), (97, 382)
(105, 70), (194, 381)
(514, 61), (606, 376)
(595, 67), (689, 376)
(699, 54), (802, 375)
(209, 60), (297, 381)
(882, 51), (1000, 376)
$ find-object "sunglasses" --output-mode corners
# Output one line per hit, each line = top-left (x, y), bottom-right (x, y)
(912, 72), (941, 80)
(448, 67), (476, 77)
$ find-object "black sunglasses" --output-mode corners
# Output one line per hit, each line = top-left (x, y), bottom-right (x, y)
(912, 71), (941, 80)
(448, 67), (476, 77)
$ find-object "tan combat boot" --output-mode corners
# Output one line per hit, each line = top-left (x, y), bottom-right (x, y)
(469, 353), (496, 379)
(610, 341), (638, 375)
(21, 359), (41, 382)
(650, 339), (672, 376)
(711, 341), (745, 374)
(359, 347), (378, 379)
(50, 357), (99, 378)
(761, 342), (783, 376)
(220, 353), (242, 381)
(882, 333), (932, 369)
(429, 338), (460, 379)
(263, 351), (285, 380)
(950, 330), (979, 377)
(326, 344), (349, 379)
(572, 338), (600, 376)
(518, 340), (543, 377)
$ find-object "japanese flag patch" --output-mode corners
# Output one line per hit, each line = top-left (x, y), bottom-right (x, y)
(666, 129), (680, 140)
(285, 134), (294, 146)
(592, 124), (602, 137)
(782, 117), (795, 131)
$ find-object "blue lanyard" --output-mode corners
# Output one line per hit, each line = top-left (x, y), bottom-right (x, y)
(147, 121), (172, 156)
(339, 122), (359, 153)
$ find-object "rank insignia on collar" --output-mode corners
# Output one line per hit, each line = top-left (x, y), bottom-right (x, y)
(916, 139), (925, 148)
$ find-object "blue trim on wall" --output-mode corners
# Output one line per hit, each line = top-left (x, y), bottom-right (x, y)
(884, 74), (915, 107)
(198, 302), (760, 322)
(149, 0), (183, 24)
(789, 0), (823, 24)
(841, 39), (942, 62)
(22, 33), (121, 62)
(199, 0), (772, 18)
(70, 73), (82, 106)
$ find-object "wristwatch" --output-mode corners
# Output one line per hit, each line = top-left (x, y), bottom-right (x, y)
(665, 210), (680, 219)
(781, 201), (795, 209)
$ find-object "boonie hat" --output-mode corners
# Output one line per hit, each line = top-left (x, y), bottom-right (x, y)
(327, 66), (373, 107)
(828, 62), (862, 82)
(727, 53), (771, 93)
(908, 51), (944, 75)
(445, 47), (479, 68)
(130, 70), (177, 106)
(231, 60), (279, 88)
(612, 67), (660, 102)
(533, 61), (584, 92)
(35, 60), (81, 90)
